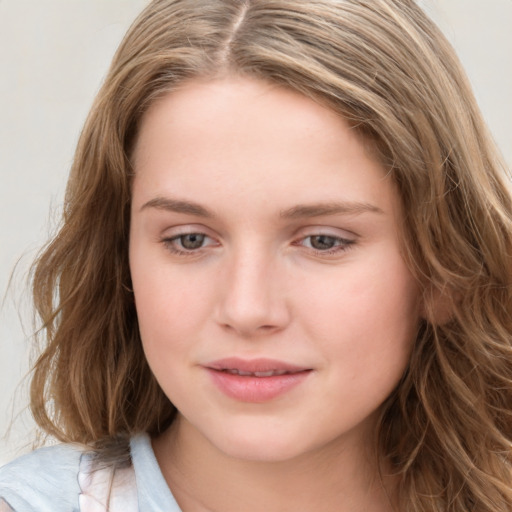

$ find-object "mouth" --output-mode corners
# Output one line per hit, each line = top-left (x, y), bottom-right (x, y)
(206, 357), (311, 375)
(219, 368), (301, 377)
(204, 358), (312, 402)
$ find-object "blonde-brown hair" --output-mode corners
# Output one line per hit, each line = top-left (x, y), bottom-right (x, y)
(30, 0), (512, 510)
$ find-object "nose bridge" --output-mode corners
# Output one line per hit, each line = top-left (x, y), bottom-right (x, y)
(217, 242), (288, 336)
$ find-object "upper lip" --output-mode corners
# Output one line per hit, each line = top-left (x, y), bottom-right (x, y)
(205, 357), (311, 375)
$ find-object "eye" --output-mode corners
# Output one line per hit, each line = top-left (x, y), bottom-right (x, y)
(297, 233), (355, 255)
(307, 235), (341, 250)
(176, 233), (207, 250)
(162, 232), (217, 255)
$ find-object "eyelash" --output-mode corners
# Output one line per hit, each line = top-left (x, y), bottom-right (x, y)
(161, 232), (355, 257)
(295, 234), (355, 256)
(161, 233), (217, 256)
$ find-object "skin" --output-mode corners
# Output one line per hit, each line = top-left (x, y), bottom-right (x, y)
(129, 76), (421, 511)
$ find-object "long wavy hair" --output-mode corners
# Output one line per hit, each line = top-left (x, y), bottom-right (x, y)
(29, 0), (512, 510)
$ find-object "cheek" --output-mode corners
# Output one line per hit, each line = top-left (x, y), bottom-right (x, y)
(300, 249), (419, 382)
(131, 269), (207, 399)
(129, 242), (211, 357)
(133, 279), (206, 353)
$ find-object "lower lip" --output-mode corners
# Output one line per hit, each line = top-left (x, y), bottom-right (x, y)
(206, 369), (311, 403)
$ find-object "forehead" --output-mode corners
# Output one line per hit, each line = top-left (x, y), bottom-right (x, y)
(133, 76), (372, 167)
(131, 76), (399, 222)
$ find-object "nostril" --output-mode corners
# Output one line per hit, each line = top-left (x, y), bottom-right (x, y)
(220, 322), (279, 335)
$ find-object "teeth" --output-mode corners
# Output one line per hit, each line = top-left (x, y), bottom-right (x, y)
(223, 369), (290, 377)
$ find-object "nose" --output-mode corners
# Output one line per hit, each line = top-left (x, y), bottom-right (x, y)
(215, 248), (290, 337)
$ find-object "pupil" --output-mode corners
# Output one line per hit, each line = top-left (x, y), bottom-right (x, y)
(310, 235), (336, 250)
(181, 234), (205, 249)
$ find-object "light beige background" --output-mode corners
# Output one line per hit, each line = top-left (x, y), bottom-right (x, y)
(1, 0), (511, 465)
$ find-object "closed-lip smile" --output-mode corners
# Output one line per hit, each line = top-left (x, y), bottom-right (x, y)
(204, 357), (312, 402)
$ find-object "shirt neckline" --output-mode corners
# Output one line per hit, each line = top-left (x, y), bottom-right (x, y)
(130, 433), (182, 511)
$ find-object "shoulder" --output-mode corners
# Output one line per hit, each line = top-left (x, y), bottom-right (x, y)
(0, 442), (83, 512)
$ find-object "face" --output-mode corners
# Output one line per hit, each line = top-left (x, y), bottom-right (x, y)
(129, 76), (420, 463)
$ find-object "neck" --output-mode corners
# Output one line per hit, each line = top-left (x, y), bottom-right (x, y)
(153, 416), (397, 512)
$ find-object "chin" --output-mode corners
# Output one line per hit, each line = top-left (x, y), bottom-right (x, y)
(205, 425), (317, 463)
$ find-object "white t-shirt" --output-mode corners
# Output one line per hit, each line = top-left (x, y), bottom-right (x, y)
(0, 433), (182, 512)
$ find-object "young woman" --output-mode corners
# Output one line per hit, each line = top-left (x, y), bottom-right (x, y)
(1, 1), (511, 511)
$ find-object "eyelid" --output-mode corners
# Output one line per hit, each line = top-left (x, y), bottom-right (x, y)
(294, 225), (358, 240)
(159, 223), (217, 238)
(160, 224), (220, 256)
(291, 226), (358, 257)
(300, 234), (353, 248)
(158, 225), (357, 257)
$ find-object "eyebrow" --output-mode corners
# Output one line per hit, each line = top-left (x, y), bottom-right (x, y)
(279, 201), (383, 219)
(141, 197), (214, 217)
(140, 196), (383, 219)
